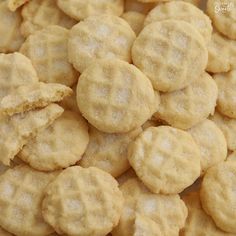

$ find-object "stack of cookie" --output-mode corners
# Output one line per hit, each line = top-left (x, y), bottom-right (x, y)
(0, 0), (235, 235)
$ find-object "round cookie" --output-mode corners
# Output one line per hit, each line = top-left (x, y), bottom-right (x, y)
(154, 72), (218, 129)
(80, 125), (142, 177)
(207, 0), (236, 40)
(68, 15), (136, 73)
(214, 70), (236, 119)
(21, 0), (76, 37)
(187, 119), (227, 174)
(76, 59), (157, 133)
(144, 1), (213, 42)
(128, 126), (201, 194)
(20, 25), (78, 86)
(0, 165), (58, 236)
(19, 111), (89, 171)
(42, 166), (123, 236)
(132, 20), (208, 92)
(200, 162), (236, 233)
(57, 0), (124, 21)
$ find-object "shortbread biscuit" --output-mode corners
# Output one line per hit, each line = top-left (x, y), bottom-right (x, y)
(211, 111), (236, 151)
(0, 82), (72, 116)
(19, 111), (89, 171)
(188, 119), (227, 174)
(154, 73), (218, 129)
(128, 126), (201, 194)
(207, 0), (236, 40)
(122, 11), (145, 35)
(145, 1), (212, 42)
(20, 26), (78, 86)
(77, 59), (156, 133)
(200, 162), (236, 233)
(7, 0), (29, 11)
(42, 166), (123, 236)
(132, 20), (208, 92)
(125, 0), (156, 14)
(0, 104), (63, 165)
(0, 165), (58, 236)
(80, 126), (141, 177)
(68, 15), (136, 73)
(57, 0), (124, 21)
(207, 31), (236, 73)
(214, 70), (236, 119)
(21, 0), (76, 37)
(0, 227), (12, 236)
(112, 177), (187, 236)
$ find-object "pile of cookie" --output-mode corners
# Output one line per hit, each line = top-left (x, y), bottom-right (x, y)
(0, 0), (235, 235)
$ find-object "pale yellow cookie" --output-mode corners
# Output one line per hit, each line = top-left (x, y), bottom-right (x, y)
(21, 0), (76, 37)
(207, 0), (236, 40)
(68, 15), (136, 73)
(128, 126), (201, 194)
(214, 70), (236, 119)
(57, 0), (124, 21)
(132, 20), (208, 92)
(144, 1), (212, 42)
(0, 1), (24, 53)
(187, 119), (227, 174)
(42, 166), (123, 236)
(20, 25), (78, 86)
(19, 111), (89, 171)
(0, 227), (12, 236)
(200, 162), (236, 233)
(0, 165), (58, 236)
(210, 110), (236, 151)
(80, 125), (141, 177)
(7, 0), (29, 11)
(154, 73), (218, 129)
(0, 104), (63, 165)
(77, 59), (156, 133)
(0, 82), (72, 116)
(125, 0), (157, 14)
(207, 31), (236, 73)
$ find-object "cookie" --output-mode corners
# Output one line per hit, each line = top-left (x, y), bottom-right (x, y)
(0, 82), (72, 116)
(0, 104), (63, 165)
(0, 1), (24, 53)
(21, 0), (76, 37)
(207, 31), (236, 73)
(214, 70), (236, 119)
(144, 1), (213, 42)
(0, 165), (58, 236)
(68, 15), (136, 73)
(207, 0), (236, 40)
(57, 0), (124, 21)
(20, 25), (78, 86)
(7, 0), (29, 11)
(19, 111), (89, 171)
(200, 162), (236, 233)
(77, 59), (156, 133)
(132, 20), (208, 92)
(42, 166), (123, 236)
(80, 125), (141, 177)
(154, 72), (218, 129)
(187, 119), (227, 174)
(128, 126), (201, 194)
(125, 0), (156, 14)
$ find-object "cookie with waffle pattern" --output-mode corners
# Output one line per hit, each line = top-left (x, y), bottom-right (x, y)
(0, 165), (58, 236)
(132, 20), (208, 92)
(7, 0), (29, 11)
(128, 126), (201, 194)
(154, 73), (218, 130)
(42, 166), (124, 236)
(21, 0), (76, 37)
(77, 59), (157, 133)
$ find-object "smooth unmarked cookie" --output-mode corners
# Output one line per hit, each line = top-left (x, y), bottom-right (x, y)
(154, 73), (218, 129)
(132, 20), (208, 92)
(19, 111), (89, 171)
(77, 59), (157, 133)
(68, 15), (136, 73)
(128, 126), (201, 194)
(200, 162), (236, 233)
(42, 166), (123, 236)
